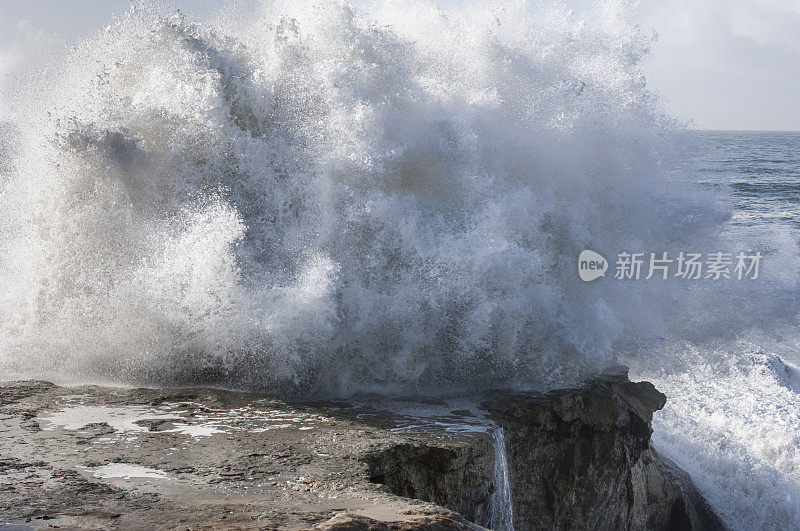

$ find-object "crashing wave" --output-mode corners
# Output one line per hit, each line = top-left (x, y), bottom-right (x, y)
(0, 1), (796, 399)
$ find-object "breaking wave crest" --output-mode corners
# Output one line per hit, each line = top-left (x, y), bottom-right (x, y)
(0, 0), (795, 399)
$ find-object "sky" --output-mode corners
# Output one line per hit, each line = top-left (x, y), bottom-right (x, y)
(636, 0), (800, 131)
(1, 0), (799, 130)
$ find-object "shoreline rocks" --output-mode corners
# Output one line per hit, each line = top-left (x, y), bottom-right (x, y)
(0, 372), (722, 529)
(482, 367), (724, 530)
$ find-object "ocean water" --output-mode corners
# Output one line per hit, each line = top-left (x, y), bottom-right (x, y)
(640, 131), (800, 530)
(681, 131), (800, 231)
(0, 2), (799, 529)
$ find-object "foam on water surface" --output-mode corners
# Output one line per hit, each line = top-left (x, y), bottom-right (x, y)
(646, 352), (800, 529)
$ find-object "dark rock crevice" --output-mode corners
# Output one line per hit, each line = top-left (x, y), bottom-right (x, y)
(365, 441), (495, 527)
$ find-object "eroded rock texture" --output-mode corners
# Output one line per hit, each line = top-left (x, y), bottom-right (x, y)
(0, 373), (721, 530)
(365, 440), (494, 525)
(482, 368), (721, 530)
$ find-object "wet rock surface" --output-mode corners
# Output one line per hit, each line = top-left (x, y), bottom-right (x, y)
(0, 381), (491, 530)
(0, 373), (720, 530)
(483, 367), (724, 530)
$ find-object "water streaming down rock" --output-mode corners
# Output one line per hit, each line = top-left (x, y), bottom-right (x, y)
(490, 427), (514, 531)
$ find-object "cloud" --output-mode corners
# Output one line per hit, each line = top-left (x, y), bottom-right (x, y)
(726, 0), (800, 53)
(636, 0), (800, 130)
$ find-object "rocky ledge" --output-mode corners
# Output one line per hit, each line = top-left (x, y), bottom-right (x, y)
(0, 369), (722, 530)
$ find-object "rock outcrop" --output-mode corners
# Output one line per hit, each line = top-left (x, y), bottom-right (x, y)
(365, 441), (494, 526)
(482, 367), (724, 530)
(0, 373), (722, 529)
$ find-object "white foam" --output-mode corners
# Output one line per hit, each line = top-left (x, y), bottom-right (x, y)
(649, 352), (800, 529)
(0, 0), (737, 395)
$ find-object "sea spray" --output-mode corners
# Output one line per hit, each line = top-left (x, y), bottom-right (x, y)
(490, 426), (513, 531)
(0, 0), (727, 394)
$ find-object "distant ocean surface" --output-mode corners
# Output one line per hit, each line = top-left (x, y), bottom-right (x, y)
(686, 131), (800, 231)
